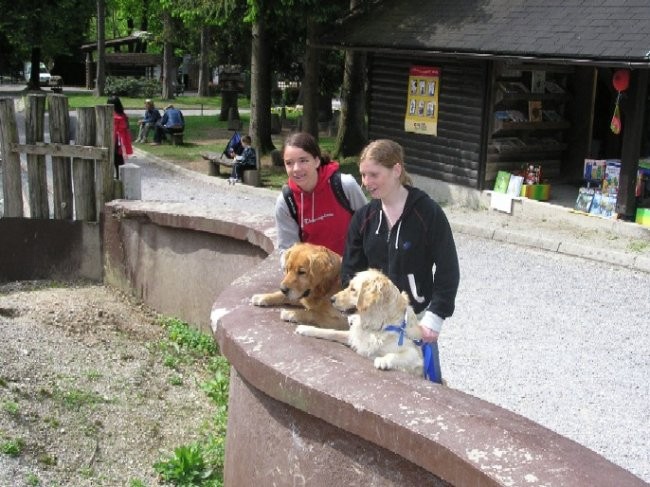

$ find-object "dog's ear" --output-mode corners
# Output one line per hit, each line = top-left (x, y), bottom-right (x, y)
(282, 246), (295, 271)
(310, 248), (341, 295)
(356, 275), (385, 312)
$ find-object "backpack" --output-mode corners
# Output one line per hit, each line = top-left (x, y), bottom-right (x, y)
(282, 170), (353, 240)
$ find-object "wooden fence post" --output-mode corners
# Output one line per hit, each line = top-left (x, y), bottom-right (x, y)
(25, 94), (49, 218)
(0, 97), (24, 217)
(95, 104), (115, 209)
(74, 108), (97, 221)
(48, 94), (73, 220)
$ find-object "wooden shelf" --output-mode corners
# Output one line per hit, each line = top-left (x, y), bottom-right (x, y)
(493, 120), (570, 133)
(494, 90), (571, 105)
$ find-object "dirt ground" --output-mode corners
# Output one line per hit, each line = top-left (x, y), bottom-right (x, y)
(0, 281), (217, 487)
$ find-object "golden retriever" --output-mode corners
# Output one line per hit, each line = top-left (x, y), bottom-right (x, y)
(296, 269), (441, 381)
(251, 242), (347, 330)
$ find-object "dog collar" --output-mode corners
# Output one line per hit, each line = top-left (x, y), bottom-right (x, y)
(385, 312), (443, 384)
(383, 311), (409, 346)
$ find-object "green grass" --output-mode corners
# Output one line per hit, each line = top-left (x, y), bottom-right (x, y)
(65, 93), (250, 111)
(1, 437), (25, 456)
(152, 316), (230, 487)
(2, 400), (20, 416)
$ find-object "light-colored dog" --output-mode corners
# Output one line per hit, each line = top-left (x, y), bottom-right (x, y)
(296, 269), (427, 376)
(251, 242), (347, 330)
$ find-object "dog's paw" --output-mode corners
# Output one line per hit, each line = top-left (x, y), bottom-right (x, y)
(374, 355), (394, 370)
(295, 325), (317, 336)
(280, 309), (298, 322)
(251, 294), (269, 306)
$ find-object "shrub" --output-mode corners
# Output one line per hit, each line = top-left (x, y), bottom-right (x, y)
(105, 76), (161, 98)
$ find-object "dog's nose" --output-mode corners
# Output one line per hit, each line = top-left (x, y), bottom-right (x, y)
(280, 286), (289, 295)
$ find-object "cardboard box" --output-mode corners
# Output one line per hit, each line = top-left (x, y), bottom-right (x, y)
(636, 208), (650, 227)
(520, 184), (551, 201)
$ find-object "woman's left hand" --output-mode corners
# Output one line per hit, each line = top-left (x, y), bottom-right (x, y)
(418, 325), (439, 343)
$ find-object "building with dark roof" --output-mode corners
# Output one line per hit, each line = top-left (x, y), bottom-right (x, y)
(320, 0), (650, 220)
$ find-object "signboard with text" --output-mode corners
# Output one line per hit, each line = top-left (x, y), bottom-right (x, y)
(404, 66), (440, 136)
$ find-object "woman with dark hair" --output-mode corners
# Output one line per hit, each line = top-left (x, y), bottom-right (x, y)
(107, 95), (133, 179)
(275, 132), (367, 256)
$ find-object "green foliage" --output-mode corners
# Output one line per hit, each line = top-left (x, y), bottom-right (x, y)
(151, 316), (229, 486)
(0, 437), (24, 456)
(2, 401), (20, 416)
(159, 317), (218, 357)
(105, 76), (162, 98)
(26, 472), (40, 486)
(54, 387), (108, 411)
(154, 443), (216, 486)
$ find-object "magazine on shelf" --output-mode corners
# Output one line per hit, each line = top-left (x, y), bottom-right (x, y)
(531, 71), (546, 93)
(574, 187), (595, 213)
(589, 191), (604, 216)
(493, 171), (511, 193)
(498, 81), (529, 94)
(507, 175), (524, 197)
(506, 109), (527, 122)
(545, 81), (565, 94)
(528, 100), (543, 122)
(542, 110), (563, 122)
(492, 137), (525, 152)
(599, 194), (617, 218)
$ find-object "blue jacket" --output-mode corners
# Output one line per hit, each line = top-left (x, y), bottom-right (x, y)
(143, 108), (161, 124)
(237, 146), (257, 168)
(161, 108), (184, 129)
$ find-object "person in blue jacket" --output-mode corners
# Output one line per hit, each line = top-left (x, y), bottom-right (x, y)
(153, 104), (185, 145)
(341, 139), (460, 346)
(135, 99), (161, 143)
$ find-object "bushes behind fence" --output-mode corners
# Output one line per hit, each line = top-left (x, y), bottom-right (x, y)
(105, 76), (161, 98)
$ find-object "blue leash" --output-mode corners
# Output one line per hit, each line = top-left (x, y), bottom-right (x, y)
(384, 316), (442, 384)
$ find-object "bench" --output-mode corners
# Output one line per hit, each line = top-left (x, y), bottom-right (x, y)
(200, 152), (260, 186)
(170, 132), (184, 145)
(201, 152), (235, 176)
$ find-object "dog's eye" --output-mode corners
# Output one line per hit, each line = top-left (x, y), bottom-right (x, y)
(297, 268), (307, 275)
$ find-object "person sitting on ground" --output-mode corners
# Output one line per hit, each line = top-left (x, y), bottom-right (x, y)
(229, 135), (257, 184)
(135, 99), (161, 143)
(153, 104), (185, 145)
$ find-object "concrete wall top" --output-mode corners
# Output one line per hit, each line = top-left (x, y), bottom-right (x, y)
(213, 257), (644, 486)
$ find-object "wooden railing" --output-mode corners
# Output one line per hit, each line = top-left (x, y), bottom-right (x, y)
(0, 94), (115, 221)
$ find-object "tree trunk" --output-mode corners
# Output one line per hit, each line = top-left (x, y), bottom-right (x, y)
(161, 10), (175, 100)
(334, 0), (368, 158)
(94, 0), (106, 96)
(27, 47), (41, 90)
(301, 20), (320, 139)
(197, 25), (211, 97)
(334, 49), (367, 157)
(250, 2), (275, 156)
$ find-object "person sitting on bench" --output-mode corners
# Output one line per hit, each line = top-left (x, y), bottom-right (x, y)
(229, 135), (257, 184)
(135, 99), (161, 143)
(152, 104), (184, 145)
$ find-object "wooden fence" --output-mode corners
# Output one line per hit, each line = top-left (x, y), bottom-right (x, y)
(0, 94), (115, 222)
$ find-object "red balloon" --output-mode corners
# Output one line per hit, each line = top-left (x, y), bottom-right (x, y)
(612, 69), (630, 92)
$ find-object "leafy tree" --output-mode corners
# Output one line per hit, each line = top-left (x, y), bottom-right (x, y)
(0, 0), (94, 89)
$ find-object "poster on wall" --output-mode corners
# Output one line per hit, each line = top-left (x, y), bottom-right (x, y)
(404, 65), (440, 136)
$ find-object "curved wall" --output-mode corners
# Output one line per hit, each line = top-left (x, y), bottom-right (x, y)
(99, 201), (644, 486)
